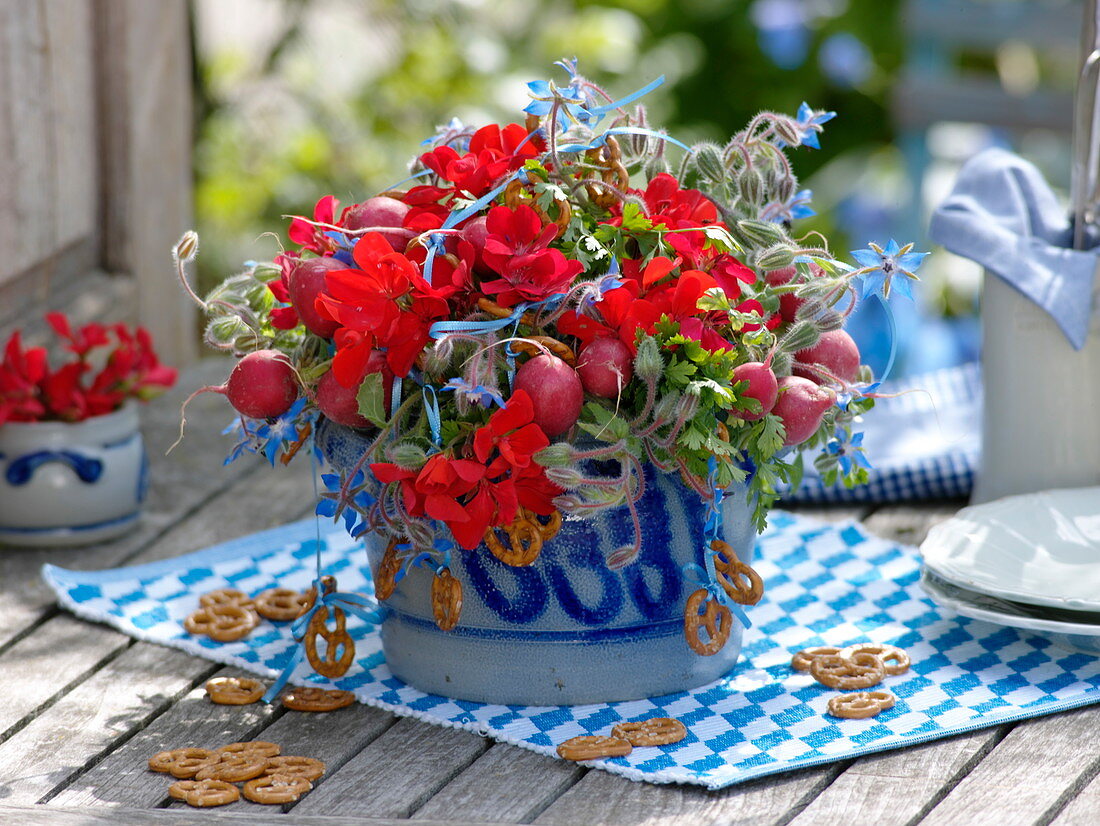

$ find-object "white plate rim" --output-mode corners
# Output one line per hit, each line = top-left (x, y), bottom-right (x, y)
(919, 572), (1100, 637)
(919, 487), (1100, 611)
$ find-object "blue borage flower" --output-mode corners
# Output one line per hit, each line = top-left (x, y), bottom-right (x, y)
(850, 239), (929, 300)
(222, 398), (318, 467)
(764, 188), (815, 223)
(825, 429), (871, 474)
(793, 101), (835, 149)
(440, 377), (506, 408)
(316, 469), (375, 538)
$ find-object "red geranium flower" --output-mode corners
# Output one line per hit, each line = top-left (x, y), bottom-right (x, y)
(288, 195), (341, 255)
(419, 123), (541, 199)
(268, 253), (302, 330)
(479, 205), (583, 306)
(318, 233), (453, 381)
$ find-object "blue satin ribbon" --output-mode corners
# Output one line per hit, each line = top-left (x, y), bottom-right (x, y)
(586, 75), (666, 119)
(422, 384), (442, 447)
(262, 581), (384, 704)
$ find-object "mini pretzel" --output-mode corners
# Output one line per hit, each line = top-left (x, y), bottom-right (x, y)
(504, 178), (571, 238)
(431, 568), (463, 631)
(216, 741), (281, 759)
(827, 690), (896, 720)
(841, 643), (910, 676)
(148, 747), (218, 779)
(194, 753), (268, 782)
(374, 536), (403, 601)
(254, 588), (311, 622)
(279, 421), (313, 466)
(299, 575), (339, 616)
(711, 539), (764, 605)
(205, 676), (264, 705)
(282, 686), (356, 712)
(508, 336), (576, 366)
(791, 646), (842, 672)
(683, 588), (733, 656)
(611, 717), (687, 747)
(265, 755), (326, 782)
(184, 603), (257, 642)
(172, 778), (240, 807)
(303, 605), (356, 679)
(810, 652), (886, 690)
(477, 296), (537, 326)
(243, 775), (313, 804)
(199, 588), (253, 610)
(556, 735), (633, 761)
(584, 137), (630, 209)
(484, 508), (560, 566)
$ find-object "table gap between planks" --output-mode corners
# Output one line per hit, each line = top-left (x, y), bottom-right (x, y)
(0, 362), (1083, 826)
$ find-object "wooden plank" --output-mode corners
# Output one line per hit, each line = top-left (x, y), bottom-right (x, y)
(904, 0), (1080, 50)
(1, 804), (506, 826)
(0, 615), (129, 742)
(42, 0), (97, 250)
(197, 702), (398, 814)
(0, 642), (216, 806)
(0, 361), (256, 652)
(919, 706), (1100, 826)
(892, 74), (1073, 132)
(413, 742), (585, 823)
(292, 718), (491, 819)
(785, 727), (1005, 826)
(859, 502), (963, 547)
(0, 0), (56, 284)
(94, 0), (196, 366)
(1050, 760), (1100, 826)
(46, 666), (281, 808)
(534, 762), (843, 826)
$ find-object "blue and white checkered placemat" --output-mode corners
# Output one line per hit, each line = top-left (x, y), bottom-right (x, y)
(43, 510), (1100, 790)
(783, 362), (981, 503)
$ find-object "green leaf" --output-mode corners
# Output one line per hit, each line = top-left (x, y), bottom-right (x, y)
(356, 372), (388, 428)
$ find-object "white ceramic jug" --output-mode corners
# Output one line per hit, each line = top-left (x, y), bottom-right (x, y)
(974, 265), (1100, 503)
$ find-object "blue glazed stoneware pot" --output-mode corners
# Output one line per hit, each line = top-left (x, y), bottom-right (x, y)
(319, 419), (753, 705)
(0, 403), (148, 547)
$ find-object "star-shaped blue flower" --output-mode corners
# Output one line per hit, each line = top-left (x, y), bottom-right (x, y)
(524, 78), (594, 126)
(764, 188), (815, 223)
(789, 102), (836, 149)
(441, 377), (506, 408)
(850, 239), (928, 300)
(317, 469), (376, 538)
(825, 430), (872, 474)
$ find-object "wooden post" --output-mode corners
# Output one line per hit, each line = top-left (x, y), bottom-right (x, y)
(95, 0), (197, 365)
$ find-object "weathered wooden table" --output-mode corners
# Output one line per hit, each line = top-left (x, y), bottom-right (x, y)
(1, 362), (1096, 826)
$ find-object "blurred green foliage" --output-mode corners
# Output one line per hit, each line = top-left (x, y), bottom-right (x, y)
(192, 0), (902, 290)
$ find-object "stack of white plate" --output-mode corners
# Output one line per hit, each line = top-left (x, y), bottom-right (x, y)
(919, 487), (1100, 654)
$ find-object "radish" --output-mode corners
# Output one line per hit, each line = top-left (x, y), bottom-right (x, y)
(772, 376), (836, 446)
(513, 354), (583, 438)
(793, 329), (861, 385)
(316, 370), (373, 429)
(288, 257), (343, 338)
(577, 337), (633, 399)
(730, 361), (778, 420)
(343, 196), (411, 251)
(169, 350), (300, 453)
(224, 350), (300, 419)
(460, 215), (493, 274)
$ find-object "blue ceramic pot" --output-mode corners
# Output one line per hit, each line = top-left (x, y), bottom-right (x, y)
(318, 419), (753, 705)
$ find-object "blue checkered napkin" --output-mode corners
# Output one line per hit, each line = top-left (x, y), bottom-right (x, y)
(43, 510), (1100, 790)
(783, 361), (981, 503)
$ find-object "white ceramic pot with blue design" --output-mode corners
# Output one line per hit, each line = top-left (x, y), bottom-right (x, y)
(320, 420), (755, 706)
(0, 403), (148, 547)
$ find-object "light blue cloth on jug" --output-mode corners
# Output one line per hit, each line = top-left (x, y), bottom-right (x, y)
(929, 147), (1097, 350)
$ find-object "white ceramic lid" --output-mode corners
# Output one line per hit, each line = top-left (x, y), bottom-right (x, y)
(919, 487), (1100, 611)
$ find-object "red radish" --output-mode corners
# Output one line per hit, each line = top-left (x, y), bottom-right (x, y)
(793, 329), (861, 385)
(577, 337), (633, 399)
(224, 350), (300, 419)
(168, 349), (300, 453)
(460, 215), (493, 274)
(316, 370), (372, 428)
(772, 376), (836, 446)
(730, 361), (778, 420)
(288, 257), (343, 338)
(513, 354), (583, 438)
(343, 196), (411, 251)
